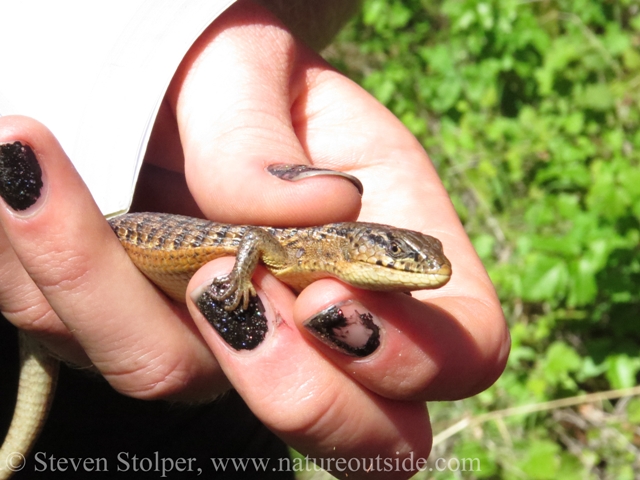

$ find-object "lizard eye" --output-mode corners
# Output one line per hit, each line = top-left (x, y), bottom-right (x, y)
(387, 240), (408, 258)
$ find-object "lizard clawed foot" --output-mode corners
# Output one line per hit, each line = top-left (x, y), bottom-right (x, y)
(207, 273), (257, 312)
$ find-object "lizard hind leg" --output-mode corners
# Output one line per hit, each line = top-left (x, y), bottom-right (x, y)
(206, 273), (257, 312)
(206, 228), (288, 313)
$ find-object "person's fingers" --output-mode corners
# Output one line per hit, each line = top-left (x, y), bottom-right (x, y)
(163, 0), (508, 403)
(0, 216), (85, 362)
(0, 115), (227, 401)
(289, 65), (510, 399)
(294, 280), (507, 401)
(166, 1), (362, 226)
(186, 260), (432, 480)
(146, 0), (507, 408)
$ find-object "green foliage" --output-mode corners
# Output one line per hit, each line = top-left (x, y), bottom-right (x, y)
(328, 0), (640, 477)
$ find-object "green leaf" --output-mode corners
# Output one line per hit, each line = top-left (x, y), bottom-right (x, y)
(575, 83), (615, 111)
(627, 398), (640, 423)
(602, 23), (630, 56)
(567, 258), (598, 306)
(471, 233), (495, 260)
(543, 342), (582, 388)
(521, 255), (568, 304)
(623, 47), (640, 70)
(518, 440), (561, 479)
(452, 440), (497, 478)
(605, 354), (640, 389)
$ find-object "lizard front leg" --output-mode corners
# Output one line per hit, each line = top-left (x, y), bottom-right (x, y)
(208, 228), (289, 311)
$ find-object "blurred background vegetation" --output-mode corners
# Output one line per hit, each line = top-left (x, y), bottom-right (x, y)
(323, 0), (640, 478)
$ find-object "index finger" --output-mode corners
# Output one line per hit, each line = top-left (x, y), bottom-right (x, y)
(0, 116), (226, 401)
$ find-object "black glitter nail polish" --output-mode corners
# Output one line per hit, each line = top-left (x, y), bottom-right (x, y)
(196, 279), (268, 350)
(0, 142), (43, 211)
(267, 164), (364, 195)
(303, 302), (381, 357)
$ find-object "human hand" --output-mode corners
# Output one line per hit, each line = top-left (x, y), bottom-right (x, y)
(143, 1), (509, 476)
(0, 1), (509, 478)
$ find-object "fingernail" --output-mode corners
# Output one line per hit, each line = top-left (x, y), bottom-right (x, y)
(303, 301), (381, 357)
(267, 164), (364, 195)
(0, 142), (43, 211)
(193, 280), (268, 351)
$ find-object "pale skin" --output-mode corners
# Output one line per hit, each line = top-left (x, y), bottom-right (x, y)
(0, 2), (509, 479)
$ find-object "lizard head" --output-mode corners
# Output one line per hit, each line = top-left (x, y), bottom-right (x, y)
(341, 223), (452, 291)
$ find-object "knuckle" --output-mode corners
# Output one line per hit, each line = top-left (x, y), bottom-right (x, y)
(2, 300), (59, 333)
(102, 355), (214, 402)
(26, 246), (94, 295)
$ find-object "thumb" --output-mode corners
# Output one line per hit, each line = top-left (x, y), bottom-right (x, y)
(167, 1), (362, 226)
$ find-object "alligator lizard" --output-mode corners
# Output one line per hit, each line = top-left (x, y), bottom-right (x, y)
(0, 212), (451, 478)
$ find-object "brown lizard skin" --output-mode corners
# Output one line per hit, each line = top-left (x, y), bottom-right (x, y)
(110, 212), (452, 306)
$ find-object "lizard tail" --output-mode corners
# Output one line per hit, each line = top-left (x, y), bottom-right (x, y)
(0, 332), (59, 480)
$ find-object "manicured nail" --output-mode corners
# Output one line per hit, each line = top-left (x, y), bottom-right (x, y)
(303, 301), (381, 357)
(0, 142), (43, 211)
(193, 279), (268, 351)
(267, 164), (364, 195)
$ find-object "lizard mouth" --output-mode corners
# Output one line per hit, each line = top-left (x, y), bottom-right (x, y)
(345, 262), (452, 291)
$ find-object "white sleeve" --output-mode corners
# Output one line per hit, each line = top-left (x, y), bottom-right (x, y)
(0, 0), (237, 216)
